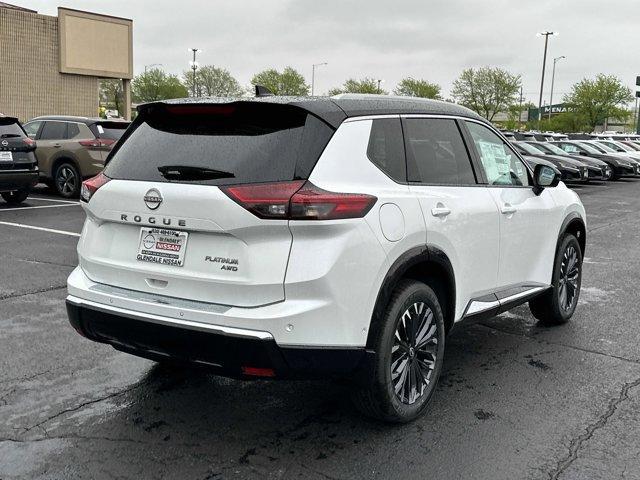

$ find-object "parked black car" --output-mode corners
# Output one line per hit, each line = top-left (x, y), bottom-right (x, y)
(524, 141), (611, 181)
(511, 141), (588, 183)
(554, 141), (636, 180)
(0, 115), (38, 204)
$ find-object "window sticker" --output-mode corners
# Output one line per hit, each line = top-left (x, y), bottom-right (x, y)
(97, 125), (105, 134)
(478, 140), (510, 182)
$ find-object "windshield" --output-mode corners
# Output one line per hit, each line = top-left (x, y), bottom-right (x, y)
(574, 142), (602, 154)
(592, 142), (617, 153)
(105, 103), (335, 186)
(516, 142), (545, 155)
(605, 141), (632, 152)
(538, 143), (568, 155)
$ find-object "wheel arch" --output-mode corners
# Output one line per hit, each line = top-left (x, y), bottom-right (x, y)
(559, 212), (586, 256)
(51, 155), (80, 179)
(367, 245), (456, 350)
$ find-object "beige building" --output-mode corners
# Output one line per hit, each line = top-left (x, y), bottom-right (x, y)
(0, 3), (132, 122)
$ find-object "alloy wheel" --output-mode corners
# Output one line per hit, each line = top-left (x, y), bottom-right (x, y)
(391, 302), (438, 405)
(558, 244), (579, 311)
(56, 166), (77, 196)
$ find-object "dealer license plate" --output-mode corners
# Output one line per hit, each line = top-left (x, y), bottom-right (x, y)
(0, 152), (13, 162)
(136, 227), (188, 267)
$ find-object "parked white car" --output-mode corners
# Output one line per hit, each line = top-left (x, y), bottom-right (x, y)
(66, 95), (586, 422)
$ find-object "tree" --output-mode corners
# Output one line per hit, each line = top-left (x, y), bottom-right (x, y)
(99, 79), (123, 116)
(328, 78), (386, 95)
(182, 65), (244, 97)
(131, 68), (188, 103)
(394, 78), (441, 99)
(250, 67), (309, 96)
(451, 67), (521, 121)
(563, 74), (633, 130)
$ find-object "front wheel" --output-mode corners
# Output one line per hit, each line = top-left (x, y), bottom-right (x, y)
(529, 234), (582, 325)
(1, 188), (30, 205)
(351, 280), (445, 423)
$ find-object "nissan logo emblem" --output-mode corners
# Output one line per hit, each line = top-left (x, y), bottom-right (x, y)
(143, 189), (163, 210)
(1, 140), (7, 147)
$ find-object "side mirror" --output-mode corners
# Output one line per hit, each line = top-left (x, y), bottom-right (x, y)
(533, 164), (560, 194)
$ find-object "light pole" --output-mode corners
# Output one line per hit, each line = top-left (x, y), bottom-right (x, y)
(377, 79), (384, 94)
(537, 31), (557, 124)
(144, 63), (162, 74)
(311, 62), (327, 96)
(189, 48), (202, 97)
(548, 55), (565, 120)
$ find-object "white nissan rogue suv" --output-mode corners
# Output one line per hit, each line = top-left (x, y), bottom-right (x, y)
(66, 95), (586, 422)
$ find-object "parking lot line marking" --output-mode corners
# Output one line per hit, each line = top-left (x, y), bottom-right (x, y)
(27, 197), (80, 204)
(0, 203), (80, 212)
(0, 221), (80, 237)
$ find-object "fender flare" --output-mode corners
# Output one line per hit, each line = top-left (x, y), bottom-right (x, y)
(366, 245), (456, 349)
(558, 212), (586, 256)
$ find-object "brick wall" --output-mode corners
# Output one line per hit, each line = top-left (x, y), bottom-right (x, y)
(0, 8), (98, 122)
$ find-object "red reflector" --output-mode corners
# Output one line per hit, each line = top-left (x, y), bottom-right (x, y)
(221, 181), (305, 219)
(80, 172), (110, 203)
(290, 182), (377, 220)
(241, 366), (276, 377)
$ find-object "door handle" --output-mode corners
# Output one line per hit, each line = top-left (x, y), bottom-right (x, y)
(431, 204), (451, 218)
(501, 203), (517, 215)
(53, 143), (62, 148)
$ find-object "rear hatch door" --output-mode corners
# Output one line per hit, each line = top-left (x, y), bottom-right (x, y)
(80, 102), (335, 307)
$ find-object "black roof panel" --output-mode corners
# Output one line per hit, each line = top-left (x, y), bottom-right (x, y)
(140, 94), (487, 129)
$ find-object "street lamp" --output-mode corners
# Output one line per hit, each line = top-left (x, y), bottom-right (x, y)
(189, 48), (202, 97)
(377, 79), (385, 94)
(144, 63), (163, 74)
(536, 31), (557, 123)
(311, 62), (327, 96)
(548, 55), (565, 120)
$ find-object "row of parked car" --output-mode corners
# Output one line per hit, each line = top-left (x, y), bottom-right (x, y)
(501, 130), (640, 183)
(0, 114), (128, 204)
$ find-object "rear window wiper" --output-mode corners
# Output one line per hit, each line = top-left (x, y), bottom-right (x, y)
(157, 165), (235, 181)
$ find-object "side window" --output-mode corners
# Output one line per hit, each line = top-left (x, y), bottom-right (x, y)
(404, 118), (476, 185)
(23, 121), (42, 139)
(366, 118), (406, 182)
(465, 122), (529, 187)
(67, 123), (81, 139)
(39, 121), (68, 140)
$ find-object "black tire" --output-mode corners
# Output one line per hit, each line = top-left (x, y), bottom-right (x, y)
(351, 279), (446, 423)
(529, 234), (582, 325)
(53, 161), (81, 198)
(1, 188), (30, 205)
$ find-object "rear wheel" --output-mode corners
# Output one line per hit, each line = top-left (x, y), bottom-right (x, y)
(1, 188), (29, 205)
(351, 280), (445, 423)
(54, 162), (80, 198)
(529, 234), (582, 325)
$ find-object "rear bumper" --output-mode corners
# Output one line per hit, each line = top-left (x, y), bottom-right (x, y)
(0, 170), (38, 191)
(66, 295), (366, 379)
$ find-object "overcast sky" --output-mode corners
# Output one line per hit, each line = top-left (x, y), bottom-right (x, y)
(27, 0), (640, 104)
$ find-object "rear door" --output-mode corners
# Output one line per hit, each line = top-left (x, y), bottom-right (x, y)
(80, 103), (334, 307)
(463, 121), (562, 289)
(404, 116), (501, 319)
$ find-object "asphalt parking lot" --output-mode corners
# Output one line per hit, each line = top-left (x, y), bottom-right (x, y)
(1, 180), (640, 480)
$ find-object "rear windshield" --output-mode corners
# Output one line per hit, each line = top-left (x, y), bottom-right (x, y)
(104, 103), (334, 186)
(94, 122), (128, 140)
(0, 120), (25, 138)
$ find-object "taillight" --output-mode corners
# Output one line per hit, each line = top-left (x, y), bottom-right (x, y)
(79, 139), (115, 148)
(22, 137), (36, 147)
(80, 172), (110, 202)
(221, 181), (305, 219)
(221, 181), (377, 220)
